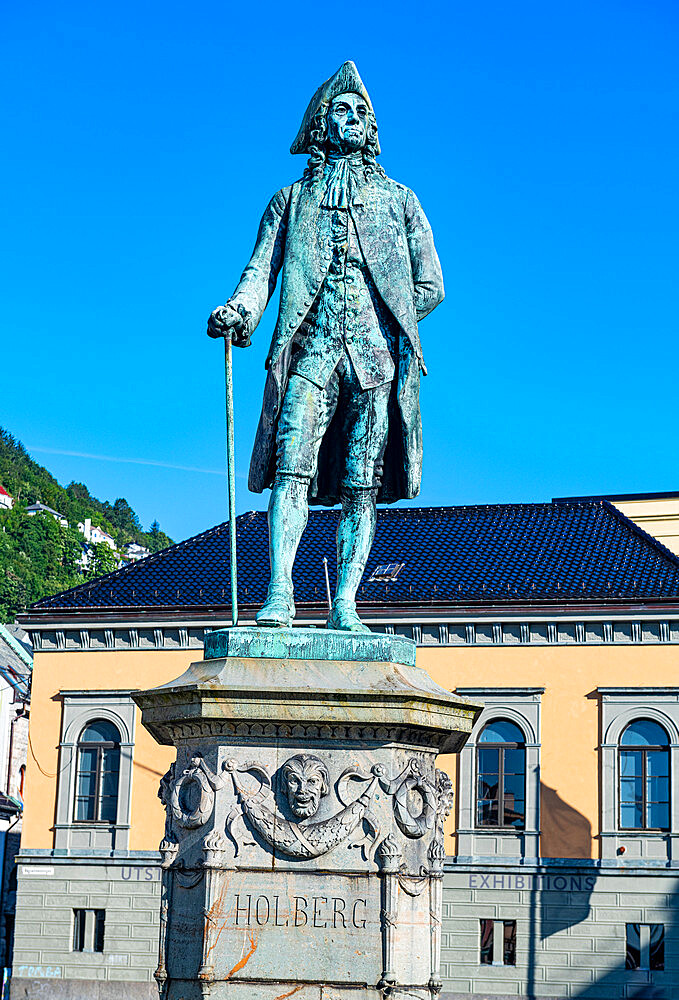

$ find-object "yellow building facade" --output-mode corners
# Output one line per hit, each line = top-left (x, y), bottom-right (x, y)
(21, 642), (679, 863)
(10, 499), (679, 1000)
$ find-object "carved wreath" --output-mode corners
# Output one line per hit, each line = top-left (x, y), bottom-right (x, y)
(158, 752), (452, 865)
(168, 755), (223, 829)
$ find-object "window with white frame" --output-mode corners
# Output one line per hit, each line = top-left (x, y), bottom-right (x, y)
(598, 688), (679, 862)
(626, 923), (664, 971)
(479, 919), (516, 966)
(476, 720), (526, 830)
(456, 688), (542, 861)
(55, 692), (136, 852)
(72, 908), (106, 953)
(74, 720), (121, 824)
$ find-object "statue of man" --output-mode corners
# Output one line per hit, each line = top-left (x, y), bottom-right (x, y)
(208, 61), (443, 631)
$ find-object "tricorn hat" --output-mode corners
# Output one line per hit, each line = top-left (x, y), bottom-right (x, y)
(290, 60), (379, 156)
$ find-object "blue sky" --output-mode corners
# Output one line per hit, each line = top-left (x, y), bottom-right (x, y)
(2, 1), (678, 543)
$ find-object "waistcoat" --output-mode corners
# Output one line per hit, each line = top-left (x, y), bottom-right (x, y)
(289, 206), (397, 390)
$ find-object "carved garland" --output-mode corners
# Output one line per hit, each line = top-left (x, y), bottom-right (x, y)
(158, 753), (454, 866)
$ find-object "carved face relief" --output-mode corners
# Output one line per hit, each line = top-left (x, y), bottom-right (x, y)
(281, 754), (329, 819)
(326, 92), (368, 153)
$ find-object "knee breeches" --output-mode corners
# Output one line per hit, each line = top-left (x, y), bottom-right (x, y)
(276, 357), (390, 491)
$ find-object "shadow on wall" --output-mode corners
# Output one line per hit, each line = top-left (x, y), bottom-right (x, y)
(526, 785), (596, 1000)
(528, 784), (677, 1000)
(539, 783), (595, 937)
(540, 782), (592, 860)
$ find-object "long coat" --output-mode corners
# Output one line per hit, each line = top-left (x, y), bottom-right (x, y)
(229, 170), (444, 505)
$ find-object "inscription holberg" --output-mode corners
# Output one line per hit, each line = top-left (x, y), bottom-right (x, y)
(232, 892), (368, 929)
(163, 868), (382, 987)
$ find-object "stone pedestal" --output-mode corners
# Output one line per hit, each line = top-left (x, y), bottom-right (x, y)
(133, 627), (480, 1000)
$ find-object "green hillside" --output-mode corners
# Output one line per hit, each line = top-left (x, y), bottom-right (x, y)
(0, 427), (173, 620)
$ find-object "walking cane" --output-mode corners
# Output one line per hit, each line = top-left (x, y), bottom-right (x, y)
(224, 333), (238, 626)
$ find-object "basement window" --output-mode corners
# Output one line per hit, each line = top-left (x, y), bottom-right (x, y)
(72, 908), (105, 953)
(480, 919), (516, 966)
(626, 923), (664, 971)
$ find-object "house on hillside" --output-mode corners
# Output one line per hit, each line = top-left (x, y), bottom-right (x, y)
(76, 542), (92, 573)
(123, 542), (150, 563)
(76, 519), (121, 572)
(77, 518), (116, 550)
(24, 502), (68, 527)
(0, 487), (13, 511)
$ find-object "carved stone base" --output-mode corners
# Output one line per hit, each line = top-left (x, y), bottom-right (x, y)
(133, 627), (480, 998)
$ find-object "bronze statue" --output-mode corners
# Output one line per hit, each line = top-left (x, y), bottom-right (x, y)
(208, 61), (443, 631)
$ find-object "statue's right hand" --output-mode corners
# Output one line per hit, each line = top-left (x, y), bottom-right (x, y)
(207, 303), (244, 340)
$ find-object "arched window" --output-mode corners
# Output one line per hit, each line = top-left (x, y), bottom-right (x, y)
(476, 719), (526, 829)
(619, 719), (670, 831)
(74, 720), (121, 823)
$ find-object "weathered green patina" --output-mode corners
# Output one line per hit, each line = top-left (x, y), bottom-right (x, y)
(203, 625), (416, 666)
(208, 61), (443, 633)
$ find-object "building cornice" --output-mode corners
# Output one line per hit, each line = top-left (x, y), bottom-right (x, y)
(456, 687), (545, 696)
(22, 609), (679, 653)
(597, 686), (679, 696)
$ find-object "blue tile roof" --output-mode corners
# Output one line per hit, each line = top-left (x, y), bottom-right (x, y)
(25, 500), (679, 616)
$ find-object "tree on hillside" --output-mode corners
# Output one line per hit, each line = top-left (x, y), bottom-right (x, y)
(0, 427), (59, 506)
(148, 520), (173, 554)
(104, 498), (142, 537)
(63, 482), (116, 539)
(0, 425), (175, 619)
(86, 542), (119, 579)
(0, 507), (83, 618)
(66, 482), (93, 503)
(0, 569), (25, 623)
